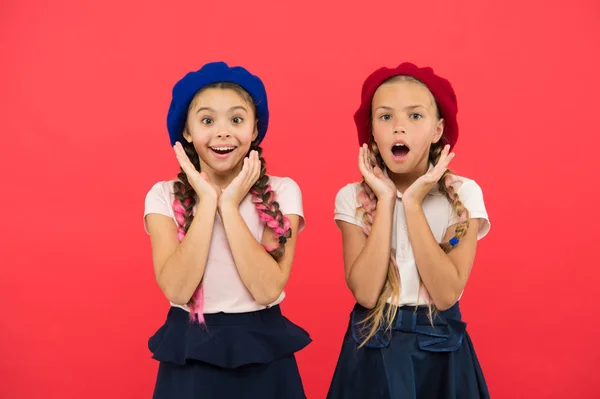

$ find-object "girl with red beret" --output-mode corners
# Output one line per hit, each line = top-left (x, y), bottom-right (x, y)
(326, 63), (491, 399)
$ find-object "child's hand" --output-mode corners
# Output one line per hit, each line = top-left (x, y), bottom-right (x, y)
(174, 142), (220, 204)
(403, 144), (455, 207)
(358, 144), (396, 201)
(219, 150), (261, 210)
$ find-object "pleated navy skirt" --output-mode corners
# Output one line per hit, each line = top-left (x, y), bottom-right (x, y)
(148, 305), (312, 399)
(326, 302), (489, 399)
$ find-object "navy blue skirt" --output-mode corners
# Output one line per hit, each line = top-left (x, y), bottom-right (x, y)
(326, 302), (489, 399)
(148, 305), (311, 399)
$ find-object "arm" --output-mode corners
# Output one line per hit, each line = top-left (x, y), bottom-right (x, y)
(338, 197), (396, 309)
(404, 200), (483, 310)
(219, 205), (300, 305)
(146, 198), (218, 305)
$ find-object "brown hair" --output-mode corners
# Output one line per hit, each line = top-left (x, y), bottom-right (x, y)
(173, 82), (292, 321)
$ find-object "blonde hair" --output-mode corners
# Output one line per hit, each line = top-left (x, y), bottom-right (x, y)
(355, 76), (470, 348)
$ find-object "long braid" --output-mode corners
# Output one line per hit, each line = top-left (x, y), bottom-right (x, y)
(171, 81), (291, 324)
(355, 140), (471, 346)
(355, 142), (402, 348)
(172, 140), (205, 323)
(249, 143), (292, 261)
(430, 142), (470, 252)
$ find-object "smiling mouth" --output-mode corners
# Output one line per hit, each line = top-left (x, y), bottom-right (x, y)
(392, 143), (410, 158)
(210, 146), (236, 155)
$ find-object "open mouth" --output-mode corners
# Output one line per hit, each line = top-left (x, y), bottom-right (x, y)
(391, 143), (410, 159)
(210, 146), (236, 155)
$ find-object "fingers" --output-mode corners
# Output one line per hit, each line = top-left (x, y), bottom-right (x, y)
(358, 145), (369, 177)
(174, 142), (196, 175)
(245, 150), (260, 187)
(225, 151), (260, 200)
(358, 144), (373, 178)
(252, 150), (261, 182)
(429, 144), (455, 181)
(363, 144), (373, 172)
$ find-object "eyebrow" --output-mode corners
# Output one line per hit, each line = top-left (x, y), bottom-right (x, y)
(196, 105), (248, 114)
(374, 104), (427, 112)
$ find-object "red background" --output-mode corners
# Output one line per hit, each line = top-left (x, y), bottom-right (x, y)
(1, 0), (599, 398)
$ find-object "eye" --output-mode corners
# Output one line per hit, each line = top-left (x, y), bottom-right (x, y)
(201, 117), (213, 125)
(232, 116), (244, 124)
(409, 113), (423, 120)
(379, 114), (392, 121)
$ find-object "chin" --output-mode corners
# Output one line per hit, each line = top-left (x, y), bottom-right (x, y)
(380, 156), (406, 174)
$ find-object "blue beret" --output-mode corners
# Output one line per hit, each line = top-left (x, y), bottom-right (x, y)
(166, 62), (269, 146)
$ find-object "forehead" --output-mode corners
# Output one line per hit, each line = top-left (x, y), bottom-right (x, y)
(372, 80), (435, 108)
(190, 87), (250, 109)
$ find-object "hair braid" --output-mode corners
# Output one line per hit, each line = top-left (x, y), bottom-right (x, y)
(354, 140), (471, 346)
(172, 140), (205, 323)
(249, 143), (292, 261)
(170, 81), (292, 324)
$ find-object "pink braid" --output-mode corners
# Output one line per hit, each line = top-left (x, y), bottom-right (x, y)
(173, 198), (205, 324)
(251, 184), (292, 254)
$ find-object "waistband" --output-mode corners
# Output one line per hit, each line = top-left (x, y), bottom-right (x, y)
(350, 302), (466, 352)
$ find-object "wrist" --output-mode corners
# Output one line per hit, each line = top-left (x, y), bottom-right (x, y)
(402, 199), (423, 213)
(218, 201), (239, 216)
(378, 196), (396, 209)
(198, 197), (218, 210)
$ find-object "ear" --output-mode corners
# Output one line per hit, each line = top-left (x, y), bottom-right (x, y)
(432, 118), (445, 144)
(183, 128), (193, 143)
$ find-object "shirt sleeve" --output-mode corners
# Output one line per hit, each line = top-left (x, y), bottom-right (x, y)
(448, 179), (490, 240)
(143, 182), (175, 234)
(334, 183), (364, 228)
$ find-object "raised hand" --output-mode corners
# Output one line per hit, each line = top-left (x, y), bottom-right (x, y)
(403, 144), (455, 206)
(219, 150), (261, 209)
(358, 144), (397, 201)
(174, 142), (220, 203)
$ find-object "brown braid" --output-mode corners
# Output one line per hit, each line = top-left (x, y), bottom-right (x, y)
(171, 140), (201, 311)
(249, 141), (292, 261)
(172, 83), (292, 314)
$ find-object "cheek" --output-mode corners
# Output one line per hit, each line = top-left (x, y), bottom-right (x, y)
(410, 126), (438, 151)
(237, 125), (257, 144)
(371, 123), (389, 144)
(192, 134), (210, 147)
(188, 131), (212, 153)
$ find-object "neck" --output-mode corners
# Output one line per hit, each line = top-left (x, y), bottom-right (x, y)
(387, 155), (430, 194)
(201, 160), (245, 190)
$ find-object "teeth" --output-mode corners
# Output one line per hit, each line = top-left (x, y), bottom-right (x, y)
(212, 146), (235, 151)
(394, 143), (405, 147)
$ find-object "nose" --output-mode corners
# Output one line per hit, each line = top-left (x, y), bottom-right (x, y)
(216, 130), (231, 139)
(393, 122), (406, 134)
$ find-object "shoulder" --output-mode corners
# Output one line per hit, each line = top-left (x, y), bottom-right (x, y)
(265, 175), (305, 230)
(446, 174), (490, 238)
(146, 180), (177, 200)
(267, 175), (303, 201)
(147, 180), (177, 192)
(144, 180), (179, 233)
(335, 182), (362, 204)
(146, 180), (177, 206)
(447, 175), (485, 198)
(267, 175), (300, 191)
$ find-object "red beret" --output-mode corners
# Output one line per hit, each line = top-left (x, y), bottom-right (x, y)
(353, 62), (459, 149)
